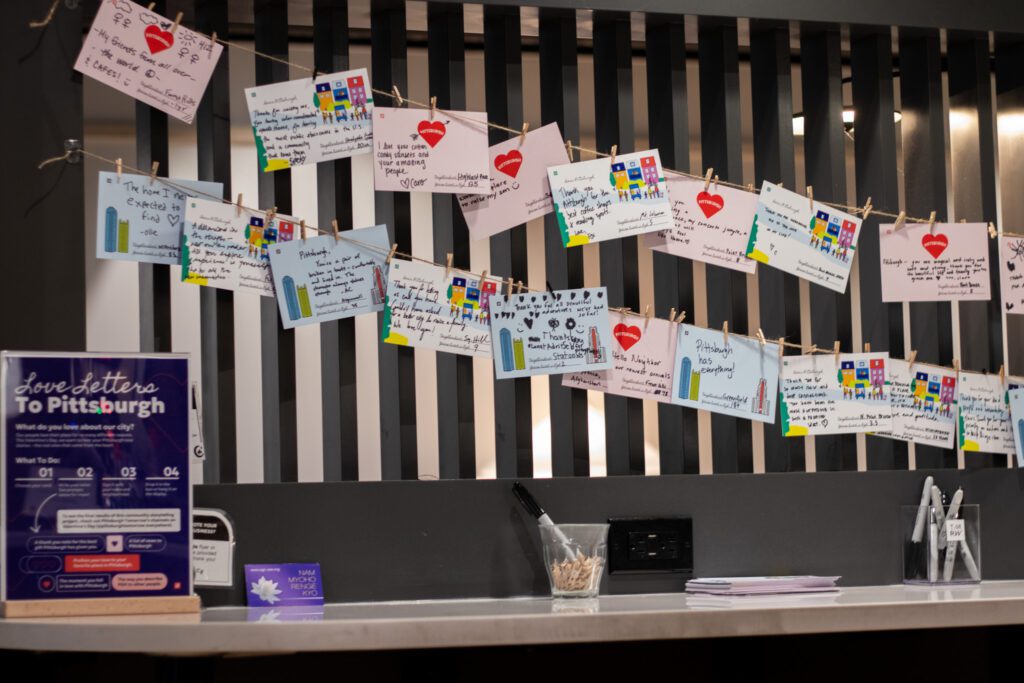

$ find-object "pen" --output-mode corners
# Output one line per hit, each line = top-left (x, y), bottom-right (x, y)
(512, 481), (580, 558)
(927, 509), (939, 583)
(960, 537), (981, 581)
(939, 487), (963, 549)
(930, 485), (947, 550)
(912, 476), (934, 543)
(941, 489), (963, 582)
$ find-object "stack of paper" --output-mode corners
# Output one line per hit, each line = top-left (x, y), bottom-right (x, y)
(685, 576), (840, 596)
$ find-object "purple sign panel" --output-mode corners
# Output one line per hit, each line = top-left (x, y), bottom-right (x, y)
(245, 563), (324, 607)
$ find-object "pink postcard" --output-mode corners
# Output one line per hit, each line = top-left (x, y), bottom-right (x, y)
(372, 107), (491, 194)
(74, 0), (223, 124)
(458, 123), (570, 240)
(999, 236), (1024, 314)
(644, 175), (758, 274)
(879, 222), (990, 302)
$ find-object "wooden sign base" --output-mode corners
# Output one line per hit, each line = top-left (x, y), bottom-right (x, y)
(1, 595), (200, 618)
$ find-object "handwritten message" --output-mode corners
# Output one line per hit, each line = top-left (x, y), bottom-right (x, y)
(958, 371), (1014, 454)
(746, 182), (862, 293)
(382, 260), (502, 357)
(879, 222), (990, 302)
(779, 353), (893, 436)
(644, 176), (757, 274)
(562, 313), (677, 402)
(875, 359), (958, 449)
(372, 107), (491, 194)
(74, 0), (223, 124)
(95, 171), (222, 265)
(669, 324), (780, 422)
(999, 236), (1024, 315)
(267, 224), (390, 329)
(1009, 389), (1024, 467)
(547, 150), (672, 247)
(490, 288), (612, 379)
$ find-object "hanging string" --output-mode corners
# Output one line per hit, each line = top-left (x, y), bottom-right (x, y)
(28, 0), (61, 28)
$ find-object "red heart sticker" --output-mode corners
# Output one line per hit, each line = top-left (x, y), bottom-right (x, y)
(921, 233), (949, 259)
(494, 150), (524, 178)
(613, 323), (642, 351)
(143, 25), (175, 54)
(696, 191), (725, 218)
(417, 120), (447, 148)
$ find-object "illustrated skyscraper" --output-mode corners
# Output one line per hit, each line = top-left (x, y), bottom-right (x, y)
(104, 207), (118, 252)
(282, 276), (301, 320)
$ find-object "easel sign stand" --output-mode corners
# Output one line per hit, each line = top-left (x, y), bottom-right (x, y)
(1, 352), (199, 618)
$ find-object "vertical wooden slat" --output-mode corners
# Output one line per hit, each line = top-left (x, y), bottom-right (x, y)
(645, 13), (698, 475)
(539, 8), (589, 477)
(697, 16), (751, 473)
(750, 18), (803, 473)
(850, 25), (904, 469)
(898, 27), (957, 469)
(371, 0), (418, 480)
(313, 0), (357, 482)
(195, 0), (235, 484)
(484, 5), (533, 478)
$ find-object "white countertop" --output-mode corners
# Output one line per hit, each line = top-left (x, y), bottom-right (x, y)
(3, 582), (1024, 655)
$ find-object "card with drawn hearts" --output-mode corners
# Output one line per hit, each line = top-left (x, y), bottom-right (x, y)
(643, 175), (758, 274)
(778, 353), (893, 436)
(372, 107), (491, 194)
(879, 222), (990, 302)
(74, 0), (223, 124)
(458, 123), (570, 240)
(489, 287), (612, 379)
(95, 171), (223, 265)
(998, 236), (1024, 315)
(670, 324), (782, 423)
(562, 312), (678, 402)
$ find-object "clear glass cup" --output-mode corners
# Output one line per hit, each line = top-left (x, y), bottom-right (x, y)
(539, 523), (609, 598)
(901, 504), (981, 585)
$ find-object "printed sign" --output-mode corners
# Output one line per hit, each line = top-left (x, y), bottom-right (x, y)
(876, 359), (958, 449)
(548, 150), (672, 247)
(957, 371), (1015, 454)
(778, 353), (893, 436)
(2, 352), (191, 602)
(1008, 388), (1024, 467)
(458, 123), (570, 240)
(999, 236), (1024, 315)
(268, 225), (390, 328)
(746, 182), (862, 293)
(246, 68), (373, 172)
(644, 176), (758, 274)
(74, 0), (223, 124)
(372, 107), (491, 194)
(192, 508), (234, 588)
(489, 287), (613, 379)
(245, 563), (324, 607)
(879, 222), (990, 302)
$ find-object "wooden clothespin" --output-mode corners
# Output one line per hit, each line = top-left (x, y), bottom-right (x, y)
(265, 206), (277, 225)
(149, 161), (159, 185)
(385, 243), (398, 265)
(756, 328), (766, 346)
(609, 145), (617, 164)
(999, 364), (1006, 385)
(862, 197), (873, 221)
(429, 96), (437, 120)
(211, 31), (218, 48)
(331, 218), (340, 243)
(171, 11), (183, 34)
(893, 211), (907, 231)
(703, 168), (714, 191)
(804, 343), (818, 356)
(444, 253), (453, 278)
(989, 222), (998, 239)
(927, 211), (937, 235)
(516, 280), (525, 294)
(147, 2), (156, 10)
(504, 277), (514, 299)
(676, 310), (687, 324)
(864, 342), (871, 353)
(299, 220), (306, 242)
(643, 304), (652, 330)
(908, 349), (918, 368)
(481, 269), (489, 283)
(713, 175), (719, 193)
(391, 85), (404, 107)
(746, 183), (755, 193)
(235, 193), (243, 217)
(807, 185), (814, 212)
(519, 122), (529, 145)
(115, 157), (122, 180)
(722, 320), (729, 344)
(833, 340), (841, 365)
(778, 337), (786, 360)
(668, 308), (677, 324)
(953, 358), (961, 374)
(565, 139), (574, 162)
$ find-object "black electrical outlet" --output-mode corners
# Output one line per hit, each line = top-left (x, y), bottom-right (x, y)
(607, 517), (693, 575)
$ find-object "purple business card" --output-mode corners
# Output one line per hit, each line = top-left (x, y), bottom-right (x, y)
(244, 563), (324, 607)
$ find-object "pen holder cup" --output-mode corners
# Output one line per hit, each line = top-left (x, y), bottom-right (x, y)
(539, 524), (609, 599)
(902, 504), (981, 585)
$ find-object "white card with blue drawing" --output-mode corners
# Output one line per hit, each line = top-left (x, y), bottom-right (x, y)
(182, 198), (301, 297)
(246, 68), (373, 172)
(268, 225), (390, 328)
(1008, 388), (1024, 467)
(957, 371), (1015, 455)
(382, 260), (503, 357)
(547, 150), (672, 247)
(876, 359), (958, 449)
(669, 324), (781, 423)
(490, 288), (612, 379)
(779, 353), (893, 436)
(746, 181), (862, 293)
(96, 171), (222, 265)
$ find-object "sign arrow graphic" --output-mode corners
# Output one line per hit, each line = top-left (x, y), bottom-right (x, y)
(30, 493), (58, 534)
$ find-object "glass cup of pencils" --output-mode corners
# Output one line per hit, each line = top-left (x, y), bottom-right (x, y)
(539, 523), (609, 598)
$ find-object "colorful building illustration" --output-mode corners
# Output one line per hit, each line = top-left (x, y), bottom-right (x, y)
(912, 372), (956, 416)
(448, 275), (492, 323)
(277, 220), (296, 242)
(117, 220), (130, 253)
(283, 276), (301, 320)
(808, 209), (855, 263)
(587, 327), (607, 364)
(499, 328), (526, 372)
(371, 265), (386, 305)
(297, 285), (313, 318)
(246, 216), (282, 261)
(314, 74), (370, 124)
(104, 207), (118, 252)
(347, 75), (367, 105)
(678, 356), (701, 401)
(840, 358), (886, 400)
(610, 155), (661, 203)
(751, 378), (771, 416)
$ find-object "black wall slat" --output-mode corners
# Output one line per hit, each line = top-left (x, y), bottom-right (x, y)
(850, 25), (904, 470)
(371, 0), (418, 480)
(645, 13), (698, 475)
(750, 18), (804, 473)
(898, 27), (957, 469)
(800, 23), (858, 471)
(538, 7), (589, 477)
(697, 16), (750, 473)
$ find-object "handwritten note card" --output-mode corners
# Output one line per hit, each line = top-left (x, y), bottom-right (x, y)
(999, 236), (1024, 314)
(669, 324), (781, 423)
(267, 225), (390, 329)
(562, 314), (677, 402)
(644, 176), (757, 274)
(779, 353), (893, 436)
(490, 288), (612, 379)
(746, 182), (862, 293)
(95, 171), (222, 265)
(1008, 389), (1024, 467)
(957, 371), (1014, 454)
(372, 107), (491, 194)
(457, 123), (570, 240)
(879, 222), (990, 302)
(245, 69), (372, 172)
(74, 0), (223, 124)
(382, 260), (502, 357)
(547, 150), (672, 247)
(876, 359), (958, 449)
(182, 199), (301, 297)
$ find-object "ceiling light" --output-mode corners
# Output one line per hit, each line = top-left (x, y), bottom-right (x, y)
(793, 109), (902, 136)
